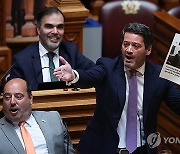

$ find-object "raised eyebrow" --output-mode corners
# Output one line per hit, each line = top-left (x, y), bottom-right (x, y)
(123, 40), (129, 43)
(123, 41), (130, 44)
(3, 92), (11, 96)
(56, 24), (64, 28)
(14, 93), (24, 96)
(44, 23), (54, 27)
(133, 42), (142, 46)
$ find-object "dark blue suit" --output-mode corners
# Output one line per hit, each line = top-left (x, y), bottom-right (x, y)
(10, 41), (95, 90)
(74, 56), (180, 154)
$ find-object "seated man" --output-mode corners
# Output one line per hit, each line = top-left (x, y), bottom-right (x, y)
(54, 22), (180, 154)
(0, 78), (75, 154)
(9, 7), (94, 90)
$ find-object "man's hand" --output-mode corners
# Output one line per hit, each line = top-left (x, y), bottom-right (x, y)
(54, 56), (75, 82)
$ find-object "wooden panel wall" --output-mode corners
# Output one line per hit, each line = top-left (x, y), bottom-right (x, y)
(152, 11), (180, 64)
(0, 0), (12, 79)
(0, 0), (6, 46)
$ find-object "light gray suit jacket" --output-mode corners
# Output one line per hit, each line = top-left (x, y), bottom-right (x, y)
(0, 111), (75, 154)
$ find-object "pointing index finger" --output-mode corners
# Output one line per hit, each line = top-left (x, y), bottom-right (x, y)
(59, 56), (68, 65)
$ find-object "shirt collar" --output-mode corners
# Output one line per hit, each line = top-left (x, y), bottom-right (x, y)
(39, 42), (59, 57)
(12, 114), (35, 127)
(124, 63), (145, 77)
(25, 114), (35, 127)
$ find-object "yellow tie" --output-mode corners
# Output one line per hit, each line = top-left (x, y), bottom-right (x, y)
(19, 121), (36, 154)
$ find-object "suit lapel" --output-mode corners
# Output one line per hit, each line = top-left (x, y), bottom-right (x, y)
(0, 118), (25, 153)
(59, 43), (69, 66)
(116, 60), (126, 112)
(109, 57), (126, 130)
(31, 43), (43, 84)
(143, 61), (156, 123)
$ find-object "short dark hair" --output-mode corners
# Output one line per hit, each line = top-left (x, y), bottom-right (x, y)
(121, 22), (153, 49)
(36, 6), (65, 27)
(26, 81), (32, 98)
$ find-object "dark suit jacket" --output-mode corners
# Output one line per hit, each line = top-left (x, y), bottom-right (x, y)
(74, 56), (180, 154)
(10, 41), (95, 90)
(0, 111), (75, 154)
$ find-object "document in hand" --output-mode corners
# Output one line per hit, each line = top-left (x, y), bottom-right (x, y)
(160, 33), (180, 85)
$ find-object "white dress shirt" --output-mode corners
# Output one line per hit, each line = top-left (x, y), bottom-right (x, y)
(14, 114), (49, 154)
(117, 63), (146, 148)
(71, 62), (146, 148)
(39, 42), (60, 82)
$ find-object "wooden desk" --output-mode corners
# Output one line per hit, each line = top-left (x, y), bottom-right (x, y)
(0, 88), (96, 147)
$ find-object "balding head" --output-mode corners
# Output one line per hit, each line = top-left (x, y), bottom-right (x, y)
(3, 78), (32, 97)
(3, 78), (33, 122)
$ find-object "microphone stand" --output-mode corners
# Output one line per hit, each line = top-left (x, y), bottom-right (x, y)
(0, 63), (16, 95)
(63, 119), (69, 154)
(137, 111), (143, 154)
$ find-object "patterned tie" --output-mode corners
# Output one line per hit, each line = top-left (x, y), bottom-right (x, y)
(47, 52), (58, 82)
(19, 121), (36, 154)
(126, 70), (137, 153)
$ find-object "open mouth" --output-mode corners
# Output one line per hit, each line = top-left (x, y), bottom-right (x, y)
(49, 35), (61, 43)
(10, 108), (19, 116)
(125, 55), (134, 63)
(49, 37), (59, 43)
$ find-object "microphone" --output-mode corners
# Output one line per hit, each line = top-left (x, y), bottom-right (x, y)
(0, 63), (16, 84)
(137, 111), (143, 154)
(0, 63), (16, 95)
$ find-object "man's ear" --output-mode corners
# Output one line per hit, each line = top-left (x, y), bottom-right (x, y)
(30, 94), (33, 105)
(146, 45), (152, 56)
(36, 27), (40, 35)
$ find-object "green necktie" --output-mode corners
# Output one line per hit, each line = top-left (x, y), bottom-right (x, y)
(47, 52), (58, 82)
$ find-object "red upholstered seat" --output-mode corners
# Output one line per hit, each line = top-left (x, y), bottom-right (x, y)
(99, 1), (161, 58)
(168, 5), (180, 19)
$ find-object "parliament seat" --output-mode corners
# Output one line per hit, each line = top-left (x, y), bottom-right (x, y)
(168, 5), (180, 19)
(99, 0), (161, 58)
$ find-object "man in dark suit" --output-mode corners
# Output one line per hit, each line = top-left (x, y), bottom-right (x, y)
(54, 23), (180, 154)
(0, 78), (75, 154)
(9, 7), (94, 90)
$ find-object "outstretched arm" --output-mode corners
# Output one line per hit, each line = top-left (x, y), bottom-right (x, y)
(54, 56), (76, 82)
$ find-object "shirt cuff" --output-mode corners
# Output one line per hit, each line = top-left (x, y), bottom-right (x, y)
(66, 70), (79, 86)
